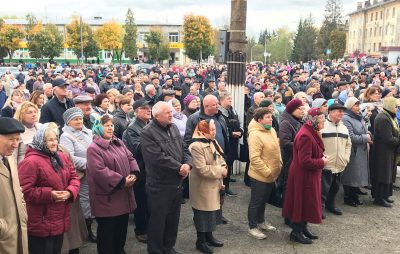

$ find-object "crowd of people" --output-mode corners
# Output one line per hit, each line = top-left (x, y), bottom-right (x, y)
(1, 58), (400, 254)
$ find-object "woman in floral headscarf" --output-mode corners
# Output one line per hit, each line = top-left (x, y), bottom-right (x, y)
(282, 108), (328, 245)
(18, 123), (80, 254)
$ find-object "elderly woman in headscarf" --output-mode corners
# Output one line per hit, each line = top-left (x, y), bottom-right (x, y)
(189, 119), (227, 254)
(18, 123), (80, 254)
(59, 108), (97, 245)
(341, 97), (370, 207)
(370, 97), (400, 207)
(86, 114), (140, 254)
(282, 108), (328, 245)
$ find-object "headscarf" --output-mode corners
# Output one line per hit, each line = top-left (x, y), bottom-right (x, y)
(92, 115), (114, 139)
(30, 123), (64, 172)
(306, 108), (323, 131)
(382, 96), (399, 114)
(192, 119), (224, 161)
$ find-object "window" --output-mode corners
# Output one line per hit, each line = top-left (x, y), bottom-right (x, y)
(375, 12), (378, 20)
(378, 42), (381, 51)
(370, 28), (372, 36)
(374, 27), (377, 36)
(379, 26), (382, 35)
(387, 9), (390, 18)
(373, 43), (376, 52)
(168, 32), (179, 42)
(381, 11), (383, 19)
(138, 32), (149, 44)
(393, 8), (396, 18)
(371, 13), (374, 21)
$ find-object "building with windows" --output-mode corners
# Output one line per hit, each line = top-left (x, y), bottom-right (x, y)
(347, 0), (400, 59)
(4, 17), (186, 64)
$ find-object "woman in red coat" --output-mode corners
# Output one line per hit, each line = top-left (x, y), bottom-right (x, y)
(282, 108), (328, 244)
(18, 122), (80, 254)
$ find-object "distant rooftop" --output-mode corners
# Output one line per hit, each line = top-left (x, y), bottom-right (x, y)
(3, 17), (182, 27)
(348, 0), (397, 15)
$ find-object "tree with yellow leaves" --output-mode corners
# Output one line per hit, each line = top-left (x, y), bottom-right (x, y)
(65, 19), (99, 62)
(183, 14), (215, 62)
(95, 21), (123, 63)
(0, 24), (25, 62)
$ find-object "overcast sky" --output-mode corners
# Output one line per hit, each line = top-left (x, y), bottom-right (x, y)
(1, 0), (358, 38)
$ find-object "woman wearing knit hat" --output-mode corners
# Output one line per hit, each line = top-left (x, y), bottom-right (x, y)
(341, 97), (370, 207)
(370, 97), (400, 207)
(182, 94), (199, 118)
(60, 107), (97, 245)
(282, 108), (328, 244)
(277, 98), (305, 221)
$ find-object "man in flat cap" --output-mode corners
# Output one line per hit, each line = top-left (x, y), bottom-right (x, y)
(73, 95), (93, 129)
(39, 78), (75, 132)
(0, 117), (28, 254)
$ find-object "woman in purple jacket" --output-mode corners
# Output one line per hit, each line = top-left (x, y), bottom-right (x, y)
(86, 114), (140, 254)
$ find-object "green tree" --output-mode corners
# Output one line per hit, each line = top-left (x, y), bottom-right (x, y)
(66, 19), (89, 61)
(41, 24), (64, 60)
(291, 14), (317, 62)
(0, 18), (7, 60)
(83, 28), (99, 62)
(265, 27), (293, 63)
(145, 29), (168, 62)
(329, 28), (346, 59)
(183, 14), (214, 61)
(316, 0), (344, 56)
(258, 28), (271, 46)
(123, 8), (137, 62)
(0, 24), (25, 62)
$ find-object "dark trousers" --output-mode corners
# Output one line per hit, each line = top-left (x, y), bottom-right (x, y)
(147, 184), (182, 254)
(28, 234), (64, 254)
(134, 180), (148, 236)
(343, 185), (359, 201)
(248, 177), (274, 229)
(321, 170), (341, 209)
(96, 213), (129, 254)
(223, 159), (234, 190)
(244, 161), (250, 184)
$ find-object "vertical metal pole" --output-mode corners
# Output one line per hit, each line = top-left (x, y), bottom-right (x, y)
(80, 15), (83, 64)
(264, 34), (267, 64)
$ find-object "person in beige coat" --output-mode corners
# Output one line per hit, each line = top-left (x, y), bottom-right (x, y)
(0, 117), (28, 254)
(247, 108), (282, 240)
(189, 119), (227, 254)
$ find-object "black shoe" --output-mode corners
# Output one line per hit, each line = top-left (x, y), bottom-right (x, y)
(356, 188), (368, 195)
(206, 233), (223, 247)
(196, 241), (214, 254)
(393, 185), (400, 191)
(229, 178), (237, 183)
(225, 189), (238, 197)
(303, 225), (318, 240)
(327, 207), (343, 215)
(344, 198), (358, 207)
(290, 231), (312, 244)
(322, 213), (326, 220)
(354, 199), (363, 206)
(221, 216), (229, 224)
(386, 197), (395, 203)
(168, 248), (182, 254)
(181, 199), (186, 204)
(374, 199), (392, 208)
(135, 234), (147, 243)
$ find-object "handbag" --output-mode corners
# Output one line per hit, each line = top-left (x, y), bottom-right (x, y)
(267, 182), (283, 208)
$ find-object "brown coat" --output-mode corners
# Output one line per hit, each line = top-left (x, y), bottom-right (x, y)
(189, 133), (226, 211)
(0, 156), (28, 254)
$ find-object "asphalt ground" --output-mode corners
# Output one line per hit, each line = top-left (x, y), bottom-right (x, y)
(80, 173), (400, 254)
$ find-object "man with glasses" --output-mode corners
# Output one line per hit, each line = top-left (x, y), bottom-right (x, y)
(123, 99), (152, 244)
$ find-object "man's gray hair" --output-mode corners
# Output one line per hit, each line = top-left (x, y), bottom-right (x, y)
(43, 83), (53, 89)
(145, 84), (155, 93)
(152, 101), (173, 118)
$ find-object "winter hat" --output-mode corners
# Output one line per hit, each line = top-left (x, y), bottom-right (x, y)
(383, 97), (400, 114)
(327, 99), (336, 108)
(344, 97), (360, 110)
(381, 88), (391, 98)
(311, 98), (327, 109)
(338, 90), (349, 104)
(259, 99), (273, 108)
(285, 99), (303, 114)
(63, 108), (83, 125)
(306, 108), (324, 130)
(183, 94), (197, 106)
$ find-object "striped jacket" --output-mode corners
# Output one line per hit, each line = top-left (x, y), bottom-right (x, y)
(320, 118), (352, 173)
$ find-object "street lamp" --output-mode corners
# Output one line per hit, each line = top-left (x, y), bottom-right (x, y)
(264, 34), (267, 64)
(80, 15), (83, 64)
(250, 45), (257, 62)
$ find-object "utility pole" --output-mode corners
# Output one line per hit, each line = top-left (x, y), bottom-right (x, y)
(80, 15), (83, 64)
(227, 0), (247, 174)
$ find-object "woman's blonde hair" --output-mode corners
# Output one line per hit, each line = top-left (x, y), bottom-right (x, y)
(14, 101), (38, 122)
(3, 89), (24, 109)
(106, 88), (120, 99)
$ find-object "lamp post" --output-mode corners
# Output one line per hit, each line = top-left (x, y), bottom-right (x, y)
(264, 34), (267, 64)
(250, 44), (256, 62)
(80, 15), (83, 64)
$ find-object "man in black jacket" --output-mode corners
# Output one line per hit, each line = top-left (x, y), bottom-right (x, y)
(141, 101), (192, 254)
(39, 78), (74, 132)
(122, 99), (151, 244)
